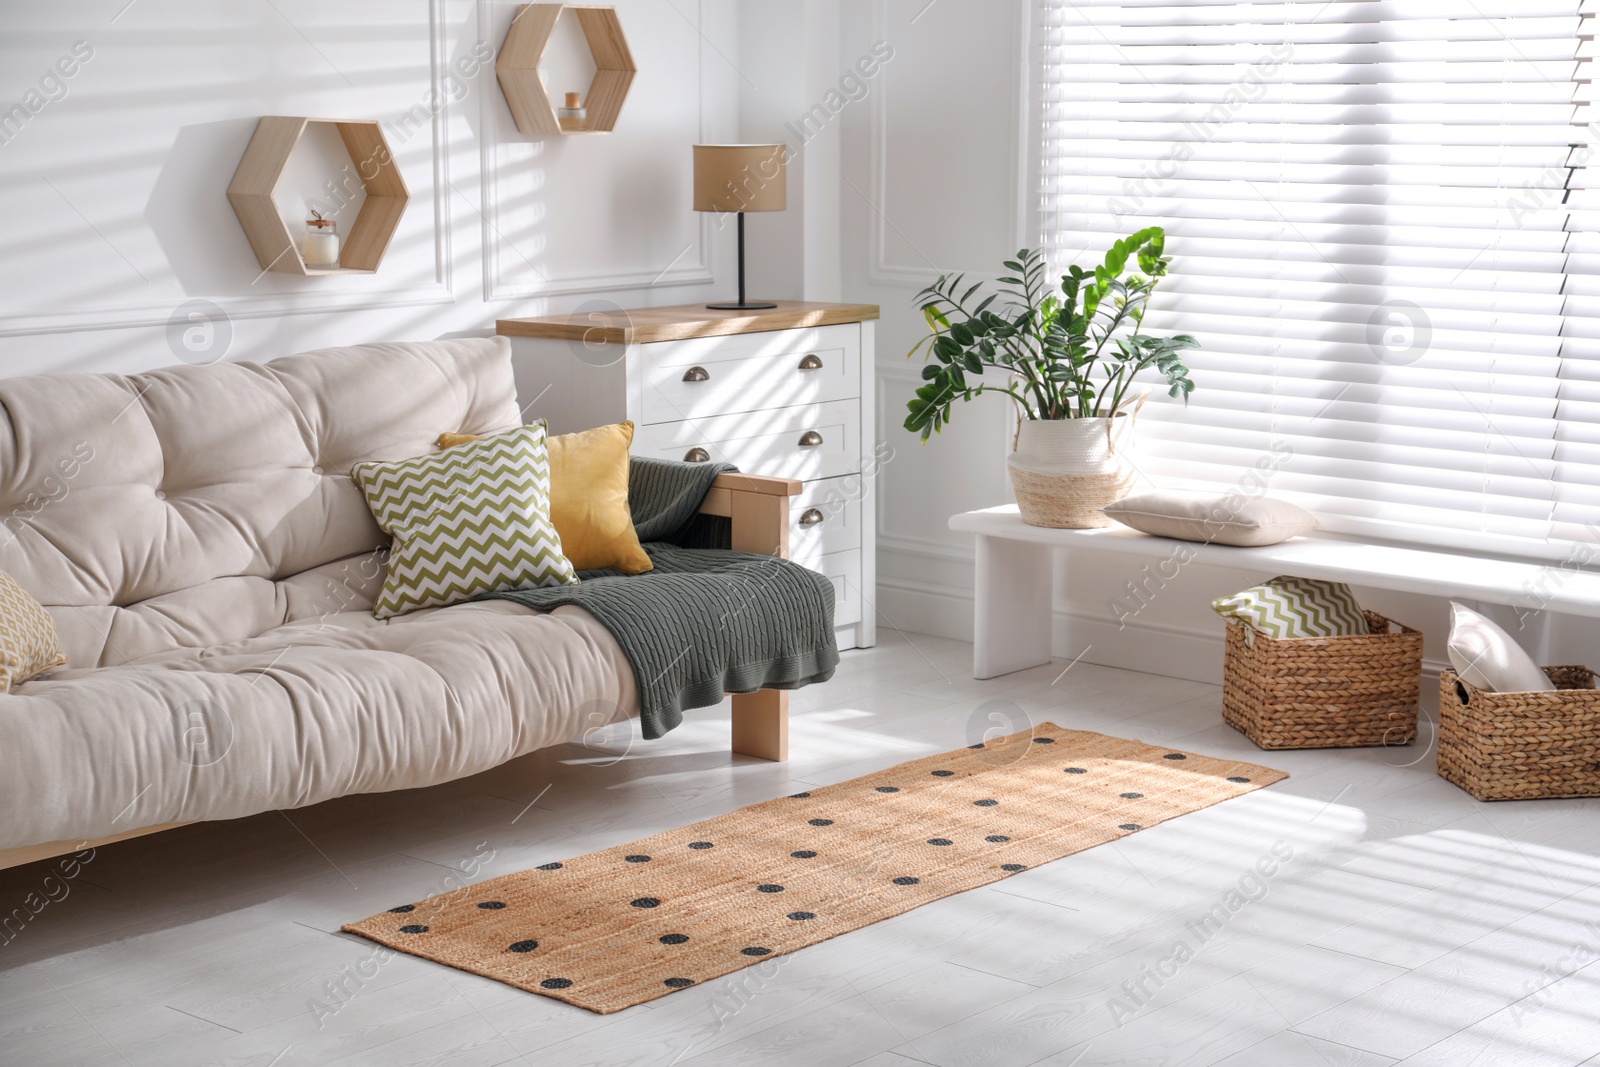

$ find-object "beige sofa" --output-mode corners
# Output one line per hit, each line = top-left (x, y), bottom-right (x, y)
(0, 338), (796, 869)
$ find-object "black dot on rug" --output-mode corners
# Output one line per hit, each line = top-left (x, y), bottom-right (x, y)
(1228, 776), (1251, 784)
(1163, 753), (1187, 761)
(625, 855), (651, 863)
(1032, 737), (1055, 744)
(757, 884), (785, 894)
(740, 947), (772, 957)
(791, 850), (818, 859)
(790, 792), (812, 798)
(388, 905), (415, 913)
(1119, 823), (1142, 831)
(968, 743), (985, 749)
(664, 978), (695, 988)
(541, 978), (573, 990)
(1001, 863), (1027, 872)
(931, 770), (955, 777)
(892, 876), (920, 886)
(974, 799), (999, 807)
(537, 862), (563, 871)
(985, 835), (1010, 844)
(509, 940), (539, 953)
(631, 897), (661, 909)
(875, 786), (900, 793)
(1064, 767), (1087, 775)
(809, 818), (834, 827)
(927, 838), (953, 846)
(688, 841), (715, 850)
(398, 925), (428, 934)
(787, 911), (816, 921)
(477, 901), (506, 910)
(660, 934), (689, 945)
(1120, 792), (1144, 800)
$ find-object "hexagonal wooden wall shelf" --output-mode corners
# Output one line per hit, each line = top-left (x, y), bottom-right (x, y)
(496, 5), (636, 136)
(227, 116), (409, 276)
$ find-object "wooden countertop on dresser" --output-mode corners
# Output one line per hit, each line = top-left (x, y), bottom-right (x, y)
(496, 301), (881, 345)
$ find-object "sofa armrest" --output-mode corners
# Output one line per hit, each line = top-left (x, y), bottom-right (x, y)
(699, 473), (802, 560)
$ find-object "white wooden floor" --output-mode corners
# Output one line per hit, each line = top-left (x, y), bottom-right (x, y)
(3, 629), (1599, 1067)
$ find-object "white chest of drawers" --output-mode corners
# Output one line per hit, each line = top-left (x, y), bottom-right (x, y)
(498, 302), (879, 650)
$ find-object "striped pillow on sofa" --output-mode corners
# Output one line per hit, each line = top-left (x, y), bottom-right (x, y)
(352, 424), (579, 619)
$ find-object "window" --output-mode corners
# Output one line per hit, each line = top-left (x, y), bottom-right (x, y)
(1039, 0), (1597, 559)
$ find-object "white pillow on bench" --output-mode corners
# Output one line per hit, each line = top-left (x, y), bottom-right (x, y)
(1104, 490), (1316, 547)
(1447, 602), (1555, 693)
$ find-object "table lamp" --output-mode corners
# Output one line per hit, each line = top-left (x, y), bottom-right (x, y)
(694, 144), (787, 311)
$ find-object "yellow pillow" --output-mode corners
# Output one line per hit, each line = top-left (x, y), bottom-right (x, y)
(0, 569), (67, 693)
(439, 422), (652, 574)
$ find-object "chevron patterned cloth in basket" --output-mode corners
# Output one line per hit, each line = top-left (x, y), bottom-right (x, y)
(1212, 575), (1368, 640)
(352, 423), (579, 619)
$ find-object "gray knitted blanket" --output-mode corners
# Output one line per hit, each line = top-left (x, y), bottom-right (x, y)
(481, 457), (840, 739)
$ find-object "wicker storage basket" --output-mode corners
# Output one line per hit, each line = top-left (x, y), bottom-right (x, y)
(1437, 666), (1600, 801)
(1222, 610), (1423, 750)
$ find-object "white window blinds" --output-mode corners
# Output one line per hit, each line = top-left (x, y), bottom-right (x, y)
(1040, 0), (1599, 559)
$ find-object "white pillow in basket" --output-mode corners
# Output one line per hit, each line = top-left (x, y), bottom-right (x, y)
(1447, 602), (1555, 694)
(1104, 490), (1316, 547)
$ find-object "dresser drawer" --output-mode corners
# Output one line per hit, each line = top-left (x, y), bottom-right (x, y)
(791, 476), (863, 559)
(633, 401), (860, 482)
(794, 548), (862, 628)
(639, 325), (861, 425)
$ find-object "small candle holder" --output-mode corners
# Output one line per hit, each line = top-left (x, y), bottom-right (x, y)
(301, 211), (340, 268)
(558, 91), (587, 132)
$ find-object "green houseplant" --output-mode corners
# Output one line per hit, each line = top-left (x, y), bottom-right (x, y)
(905, 227), (1199, 528)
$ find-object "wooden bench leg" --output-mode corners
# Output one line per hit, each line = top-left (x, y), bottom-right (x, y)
(732, 689), (789, 762)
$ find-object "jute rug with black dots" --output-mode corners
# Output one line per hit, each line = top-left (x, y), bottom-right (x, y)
(344, 724), (1287, 1014)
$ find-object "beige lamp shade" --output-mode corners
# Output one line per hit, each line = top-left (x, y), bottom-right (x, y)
(693, 144), (788, 214)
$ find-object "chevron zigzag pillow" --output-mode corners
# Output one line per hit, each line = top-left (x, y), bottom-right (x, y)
(1211, 575), (1368, 640)
(352, 424), (579, 619)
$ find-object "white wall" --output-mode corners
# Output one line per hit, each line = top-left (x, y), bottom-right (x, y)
(0, 0), (743, 377)
(837, 0), (1600, 694)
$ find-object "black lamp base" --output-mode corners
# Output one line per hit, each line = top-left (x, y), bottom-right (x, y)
(710, 212), (779, 314)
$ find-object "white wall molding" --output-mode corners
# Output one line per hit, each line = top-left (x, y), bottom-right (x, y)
(879, 532), (973, 566)
(0, 0), (456, 340)
(476, 0), (715, 302)
(865, 0), (1031, 289)
(876, 573), (976, 642)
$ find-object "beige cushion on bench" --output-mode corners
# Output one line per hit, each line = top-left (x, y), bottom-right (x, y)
(1104, 489), (1316, 547)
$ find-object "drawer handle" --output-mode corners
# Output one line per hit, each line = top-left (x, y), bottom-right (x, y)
(798, 354), (824, 371)
(682, 366), (710, 383)
(798, 431), (824, 448)
(684, 447), (711, 463)
(799, 508), (825, 527)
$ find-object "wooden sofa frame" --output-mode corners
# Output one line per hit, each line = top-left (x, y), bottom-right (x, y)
(0, 472), (802, 873)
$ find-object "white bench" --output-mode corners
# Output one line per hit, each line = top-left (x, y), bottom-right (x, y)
(949, 504), (1600, 680)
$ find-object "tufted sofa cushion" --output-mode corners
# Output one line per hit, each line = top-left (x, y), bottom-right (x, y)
(0, 338), (647, 852)
(0, 600), (638, 849)
(0, 339), (523, 667)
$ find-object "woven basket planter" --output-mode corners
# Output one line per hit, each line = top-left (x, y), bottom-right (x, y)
(1437, 667), (1600, 801)
(1221, 610), (1422, 750)
(1007, 408), (1139, 530)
